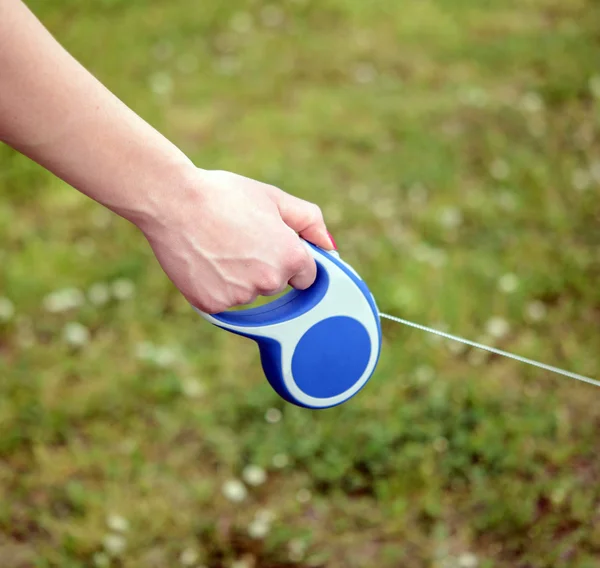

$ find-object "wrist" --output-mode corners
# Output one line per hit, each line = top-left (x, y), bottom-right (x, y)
(122, 159), (205, 235)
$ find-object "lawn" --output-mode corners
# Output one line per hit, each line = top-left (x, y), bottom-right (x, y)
(1, 0), (599, 567)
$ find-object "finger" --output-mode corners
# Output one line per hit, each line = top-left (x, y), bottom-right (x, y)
(287, 243), (317, 290)
(275, 191), (336, 250)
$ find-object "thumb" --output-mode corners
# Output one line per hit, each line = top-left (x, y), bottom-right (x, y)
(275, 191), (336, 250)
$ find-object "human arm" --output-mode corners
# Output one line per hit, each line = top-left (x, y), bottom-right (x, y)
(0, 0), (335, 312)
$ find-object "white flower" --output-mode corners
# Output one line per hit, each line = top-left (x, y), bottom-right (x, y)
(92, 209), (112, 229)
(265, 407), (282, 424)
(106, 514), (129, 533)
(230, 557), (255, 568)
(490, 159), (510, 180)
(349, 185), (369, 204)
(63, 322), (90, 347)
(181, 378), (205, 398)
(88, 283), (110, 306)
(525, 300), (546, 322)
(76, 237), (96, 257)
(572, 168), (591, 192)
(134, 342), (180, 367)
(408, 183), (428, 205)
(429, 248), (448, 268)
(447, 340), (467, 355)
(112, 278), (135, 300)
(247, 517), (270, 539)
(230, 12), (253, 33)
(180, 547), (199, 566)
(119, 438), (137, 454)
(242, 465), (267, 487)
(16, 317), (34, 348)
(296, 488), (311, 503)
(458, 552), (479, 568)
(255, 509), (276, 524)
(459, 86), (487, 107)
(413, 244), (447, 268)
(353, 63), (377, 84)
(154, 346), (178, 368)
(590, 161), (600, 183)
(498, 273), (519, 294)
(415, 365), (434, 384)
(486, 317), (510, 339)
(222, 479), (247, 502)
(44, 288), (85, 313)
(468, 349), (488, 366)
(135, 341), (156, 361)
(551, 486), (567, 505)
(386, 224), (409, 245)
(214, 32), (235, 53)
(176, 54), (199, 75)
(0, 297), (15, 322)
(324, 204), (342, 224)
(149, 72), (173, 96)
(497, 191), (517, 211)
(93, 552), (110, 567)
(288, 538), (306, 562)
(525, 384), (541, 399)
(216, 56), (240, 76)
(372, 198), (394, 220)
(519, 92), (543, 114)
(152, 41), (174, 61)
(527, 116), (546, 138)
(272, 453), (289, 469)
(589, 75), (600, 98)
(102, 533), (127, 556)
(438, 207), (463, 230)
(426, 322), (448, 344)
(260, 5), (284, 27)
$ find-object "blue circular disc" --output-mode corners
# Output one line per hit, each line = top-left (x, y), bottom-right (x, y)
(291, 316), (371, 399)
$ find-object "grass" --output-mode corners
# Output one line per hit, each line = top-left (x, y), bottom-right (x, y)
(1, 0), (600, 566)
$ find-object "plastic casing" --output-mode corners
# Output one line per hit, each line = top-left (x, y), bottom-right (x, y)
(194, 242), (382, 409)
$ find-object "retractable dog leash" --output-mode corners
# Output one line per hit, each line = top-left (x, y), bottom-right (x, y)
(194, 240), (597, 409)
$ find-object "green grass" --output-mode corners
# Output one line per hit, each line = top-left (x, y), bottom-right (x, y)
(1, 0), (600, 566)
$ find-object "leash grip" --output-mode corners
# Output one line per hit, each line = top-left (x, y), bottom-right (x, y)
(194, 240), (382, 409)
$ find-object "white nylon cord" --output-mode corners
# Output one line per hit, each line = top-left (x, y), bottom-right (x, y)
(379, 312), (599, 388)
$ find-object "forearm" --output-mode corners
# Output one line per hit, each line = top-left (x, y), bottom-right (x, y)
(0, 0), (195, 227)
(0, 0), (334, 311)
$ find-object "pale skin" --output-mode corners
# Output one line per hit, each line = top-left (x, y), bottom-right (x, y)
(0, 0), (335, 314)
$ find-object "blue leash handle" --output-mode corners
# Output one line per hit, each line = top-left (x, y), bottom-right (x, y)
(194, 241), (382, 409)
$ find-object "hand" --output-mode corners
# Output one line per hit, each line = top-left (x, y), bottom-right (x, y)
(140, 168), (336, 314)
(0, 2), (335, 315)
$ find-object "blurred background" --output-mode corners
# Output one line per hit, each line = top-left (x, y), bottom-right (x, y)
(1, 0), (599, 567)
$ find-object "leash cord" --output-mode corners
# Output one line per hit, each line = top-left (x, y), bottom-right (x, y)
(378, 312), (599, 388)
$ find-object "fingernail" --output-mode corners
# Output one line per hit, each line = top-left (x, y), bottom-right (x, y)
(327, 230), (337, 250)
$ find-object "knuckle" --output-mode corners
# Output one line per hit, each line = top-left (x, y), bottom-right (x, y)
(265, 183), (281, 196)
(285, 245), (308, 274)
(257, 268), (283, 294)
(233, 289), (255, 306)
(307, 203), (324, 224)
(231, 292), (245, 306)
